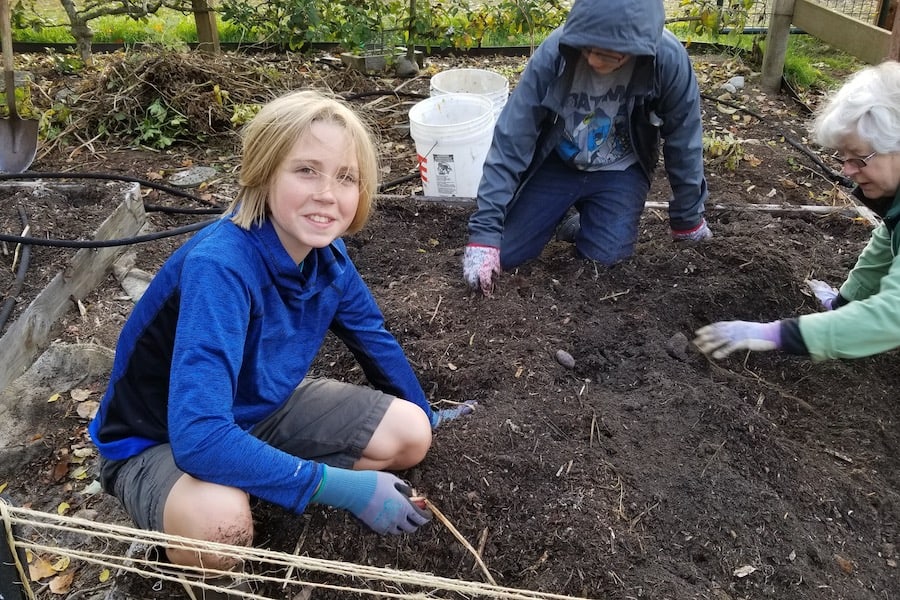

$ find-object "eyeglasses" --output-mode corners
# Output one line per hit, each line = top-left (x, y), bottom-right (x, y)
(581, 48), (629, 64)
(294, 164), (359, 193)
(837, 150), (878, 170)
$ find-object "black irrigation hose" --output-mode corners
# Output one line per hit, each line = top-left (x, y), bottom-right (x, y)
(0, 218), (218, 248)
(342, 90), (429, 101)
(0, 172), (220, 333)
(0, 165), (419, 332)
(0, 171), (223, 248)
(0, 171), (216, 203)
(143, 203), (225, 215)
(0, 206), (32, 332)
(379, 172), (421, 192)
(699, 92), (854, 188)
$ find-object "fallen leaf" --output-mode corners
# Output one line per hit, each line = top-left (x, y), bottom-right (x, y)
(716, 103), (737, 115)
(51, 460), (69, 482)
(835, 554), (854, 574)
(70, 388), (92, 402)
(99, 568), (111, 582)
(51, 556), (70, 572)
(733, 564), (757, 578)
(76, 400), (99, 420)
(447, 362), (458, 371)
(29, 556), (57, 580)
(0, 481), (7, 494)
(57, 502), (70, 516)
(48, 393), (61, 403)
(80, 480), (103, 495)
(49, 570), (75, 594)
(71, 466), (89, 480)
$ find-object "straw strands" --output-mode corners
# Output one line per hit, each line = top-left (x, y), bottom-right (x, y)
(0, 501), (596, 600)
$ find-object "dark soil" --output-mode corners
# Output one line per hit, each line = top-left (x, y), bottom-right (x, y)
(1, 50), (898, 600)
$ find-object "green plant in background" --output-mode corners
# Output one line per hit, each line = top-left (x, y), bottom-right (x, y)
(215, 0), (565, 52)
(230, 103), (261, 126)
(782, 34), (859, 90)
(703, 131), (745, 171)
(0, 85), (38, 119)
(676, 0), (757, 42)
(134, 99), (191, 149)
(38, 102), (72, 141)
(218, 0), (322, 49)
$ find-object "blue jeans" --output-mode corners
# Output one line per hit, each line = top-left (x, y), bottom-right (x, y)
(500, 153), (651, 268)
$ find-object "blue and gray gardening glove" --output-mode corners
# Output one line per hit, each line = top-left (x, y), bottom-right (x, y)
(430, 400), (477, 429)
(693, 320), (781, 359)
(312, 466), (431, 534)
(671, 218), (713, 242)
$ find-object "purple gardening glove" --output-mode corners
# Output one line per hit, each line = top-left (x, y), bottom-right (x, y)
(805, 279), (838, 311)
(462, 244), (501, 295)
(693, 320), (781, 359)
(672, 218), (713, 242)
(312, 466), (431, 535)
(430, 400), (477, 429)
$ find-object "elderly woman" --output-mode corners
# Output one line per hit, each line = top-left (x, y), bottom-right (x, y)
(694, 60), (900, 360)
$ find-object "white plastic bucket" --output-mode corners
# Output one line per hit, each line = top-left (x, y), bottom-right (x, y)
(430, 68), (509, 122)
(408, 93), (494, 198)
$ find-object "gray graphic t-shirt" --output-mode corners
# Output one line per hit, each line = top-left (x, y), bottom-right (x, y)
(556, 59), (638, 171)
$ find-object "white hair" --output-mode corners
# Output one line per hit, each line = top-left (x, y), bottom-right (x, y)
(812, 60), (900, 153)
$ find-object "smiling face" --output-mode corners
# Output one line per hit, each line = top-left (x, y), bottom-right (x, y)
(839, 131), (900, 200)
(268, 120), (360, 264)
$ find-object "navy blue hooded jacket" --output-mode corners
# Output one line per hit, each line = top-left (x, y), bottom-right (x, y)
(467, 0), (709, 247)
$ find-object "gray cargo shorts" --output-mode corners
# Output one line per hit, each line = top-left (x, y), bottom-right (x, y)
(99, 377), (393, 531)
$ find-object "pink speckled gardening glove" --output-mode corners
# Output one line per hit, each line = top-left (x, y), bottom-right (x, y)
(672, 219), (713, 242)
(462, 244), (501, 295)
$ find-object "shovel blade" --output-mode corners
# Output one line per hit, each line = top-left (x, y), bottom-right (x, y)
(0, 116), (38, 173)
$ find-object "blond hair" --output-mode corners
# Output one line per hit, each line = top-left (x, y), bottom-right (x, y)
(229, 90), (379, 234)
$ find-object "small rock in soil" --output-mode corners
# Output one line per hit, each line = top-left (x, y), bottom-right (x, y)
(555, 349), (575, 369)
(664, 331), (690, 361)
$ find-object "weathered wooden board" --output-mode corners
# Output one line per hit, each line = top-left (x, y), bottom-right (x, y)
(0, 182), (145, 395)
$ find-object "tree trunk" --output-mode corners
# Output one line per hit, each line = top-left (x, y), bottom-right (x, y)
(59, 0), (93, 65)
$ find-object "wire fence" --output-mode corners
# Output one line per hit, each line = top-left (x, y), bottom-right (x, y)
(664, 0), (884, 28)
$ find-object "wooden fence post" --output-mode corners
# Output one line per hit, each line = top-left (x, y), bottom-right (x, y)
(192, 0), (220, 54)
(891, 2), (900, 60)
(761, 0), (796, 92)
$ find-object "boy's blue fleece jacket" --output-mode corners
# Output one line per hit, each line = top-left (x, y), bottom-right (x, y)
(89, 217), (431, 513)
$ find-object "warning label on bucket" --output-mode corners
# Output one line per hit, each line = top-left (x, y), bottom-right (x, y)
(433, 154), (457, 195)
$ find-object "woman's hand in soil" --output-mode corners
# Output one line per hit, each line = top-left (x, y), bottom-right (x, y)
(312, 466), (432, 534)
(462, 244), (501, 295)
(430, 400), (478, 429)
(693, 320), (781, 359)
(805, 279), (838, 310)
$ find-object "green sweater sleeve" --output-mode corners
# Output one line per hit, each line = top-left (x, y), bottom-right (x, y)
(797, 224), (900, 361)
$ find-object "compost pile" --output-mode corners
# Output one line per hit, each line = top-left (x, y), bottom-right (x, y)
(0, 49), (898, 600)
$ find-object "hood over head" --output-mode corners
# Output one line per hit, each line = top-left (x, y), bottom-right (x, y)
(559, 0), (665, 57)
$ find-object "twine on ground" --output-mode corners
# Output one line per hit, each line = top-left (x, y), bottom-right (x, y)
(0, 498), (37, 600)
(2, 504), (594, 600)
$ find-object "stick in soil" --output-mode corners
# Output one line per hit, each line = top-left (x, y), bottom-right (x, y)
(424, 499), (497, 586)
